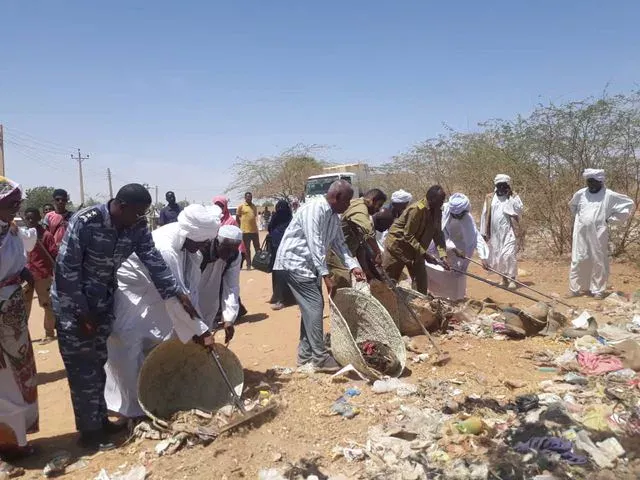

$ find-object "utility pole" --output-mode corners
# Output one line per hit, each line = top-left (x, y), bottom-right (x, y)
(71, 148), (89, 205)
(0, 124), (5, 177)
(107, 168), (114, 198)
(154, 185), (158, 206)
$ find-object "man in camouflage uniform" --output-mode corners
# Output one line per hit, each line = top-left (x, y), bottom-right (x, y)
(327, 189), (387, 290)
(383, 185), (449, 294)
(51, 184), (199, 451)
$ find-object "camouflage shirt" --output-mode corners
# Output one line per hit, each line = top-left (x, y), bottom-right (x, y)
(51, 202), (180, 318)
(384, 197), (445, 263)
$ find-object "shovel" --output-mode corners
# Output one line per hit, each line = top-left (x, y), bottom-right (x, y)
(209, 338), (277, 432)
(373, 262), (451, 366)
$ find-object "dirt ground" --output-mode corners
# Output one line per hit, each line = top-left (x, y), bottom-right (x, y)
(15, 255), (640, 479)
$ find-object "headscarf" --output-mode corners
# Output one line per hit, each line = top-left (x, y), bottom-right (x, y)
(494, 174), (511, 185)
(583, 168), (605, 183)
(448, 193), (470, 215)
(391, 189), (413, 204)
(0, 176), (20, 201)
(178, 204), (222, 242)
(218, 225), (243, 243)
(212, 195), (236, 226)
(268, 200), (293, 249)
(270, 200), (292, 229)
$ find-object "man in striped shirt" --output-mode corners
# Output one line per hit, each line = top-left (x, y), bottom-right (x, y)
(273, 180), (366, 372)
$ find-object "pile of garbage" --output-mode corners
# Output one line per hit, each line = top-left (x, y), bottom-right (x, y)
(324, 366), (639, 479)
(321, 295), (640, 479)
(131, 386), (277, 457)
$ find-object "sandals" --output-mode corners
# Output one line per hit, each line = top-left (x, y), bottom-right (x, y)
(0, 460), (25, 478)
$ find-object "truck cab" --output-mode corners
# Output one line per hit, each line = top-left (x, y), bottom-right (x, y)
(304, 172), (359, 202)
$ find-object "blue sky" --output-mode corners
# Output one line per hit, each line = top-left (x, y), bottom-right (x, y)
(2, 1), (639, 204)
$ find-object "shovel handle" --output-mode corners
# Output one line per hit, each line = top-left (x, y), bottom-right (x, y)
(210, 347), (246, 414)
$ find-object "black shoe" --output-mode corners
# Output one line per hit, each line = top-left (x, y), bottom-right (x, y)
(78, 430), (116, 452)
(103, 419), (127, 435)
(238, 303), (248, 318)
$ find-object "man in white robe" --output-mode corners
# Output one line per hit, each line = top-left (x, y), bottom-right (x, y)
(104, 204), (222, 419)
(376, 189), (413, 249)
(426, 193), (489, 300)
(198, 224), (243, 339)
(480, 174), (524, 290)
(569, 168), (635, 299)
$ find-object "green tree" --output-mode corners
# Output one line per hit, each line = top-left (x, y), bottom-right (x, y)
(383, 89), (640, 256)
(178, 200), (190, 209)
(226, 143), (327, 200)
(23, 186), (75, 212)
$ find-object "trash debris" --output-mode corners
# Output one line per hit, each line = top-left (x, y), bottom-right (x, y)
(258, 469), (286, 480)
(344, 387), (361, 397)
(572, 311), (593, 329)
(94, 466), (147, 480)
(371, 378), (418, 396)
(357, 340), (401, 375)
(330, 363), (369, 382)
(606, 368), (637, 382)
(574, 430), (618, 468)
(43, 450), (73, 477)
(154, 434), (187, 456)
(515, 394), (539, 412)
(332, 446), (366, 462)
(538, 367), (559, 373)
(268, 366), (293, 376)
(411, 353), (430, 363)
(563, 372), (588, 385)
(456, 417), (485, 435)
(578, 351), (624, 375)
(331, 397), (359, 419)
(514, 436), (587, 465)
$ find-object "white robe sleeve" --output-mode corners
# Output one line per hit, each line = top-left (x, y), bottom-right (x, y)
(221, 254), (241, 325)
(164, 297), (209, 343)
(158, 245), (209, 342)
(475, 227), (489, 260)
(606, 191), (635, 224)
(479, 198), (489, 237)
(503, 195), (524, 218)
(19, 227), (38, 253)
(568, 190), (582, 216)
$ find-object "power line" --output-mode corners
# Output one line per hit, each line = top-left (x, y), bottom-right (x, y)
(3, 126), (76, 154)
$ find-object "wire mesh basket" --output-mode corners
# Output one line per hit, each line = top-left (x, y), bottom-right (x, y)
(330, 288), (406, 380)
(138, 339), (244, 423)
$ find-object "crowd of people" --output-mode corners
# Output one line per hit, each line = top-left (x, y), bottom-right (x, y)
(0, 168), (635, 475)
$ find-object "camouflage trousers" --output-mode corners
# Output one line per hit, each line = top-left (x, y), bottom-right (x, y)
(56, 315), (112, 433)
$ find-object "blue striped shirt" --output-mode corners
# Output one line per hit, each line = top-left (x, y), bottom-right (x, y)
(273, 197), (359, 278)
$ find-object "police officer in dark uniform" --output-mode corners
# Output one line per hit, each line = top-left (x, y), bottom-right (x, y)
(51, 184), (199, 450)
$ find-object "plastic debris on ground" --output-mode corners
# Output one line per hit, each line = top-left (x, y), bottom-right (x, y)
(572, 311), (593, 330)
(371, 378), (418, 396)
(331, 395), (360, 419)
(94, 466), (147, 480)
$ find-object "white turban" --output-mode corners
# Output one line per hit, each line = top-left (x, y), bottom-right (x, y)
(218, 224), (243, 243)
(448, 193), (470, 215)
(178, 204), (222, 242)
(494, 174), (511, 185)
(391, 189), (413, 204)
(0, 176), (20, 200)
(583, 168), (605, 182)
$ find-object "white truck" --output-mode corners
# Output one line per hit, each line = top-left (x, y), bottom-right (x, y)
(304, 163), (371, 202)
